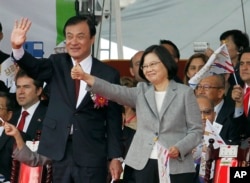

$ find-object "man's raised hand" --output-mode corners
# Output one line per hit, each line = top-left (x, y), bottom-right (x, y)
(11, 18), (32, 49)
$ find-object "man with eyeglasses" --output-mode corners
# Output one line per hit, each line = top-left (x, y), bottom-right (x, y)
(195, 74), (245, 145)
(129, 51), (145, 82)
(196, 95), (216, 131)
(193, 95), (216, 183)
(0, 92), (15, 182)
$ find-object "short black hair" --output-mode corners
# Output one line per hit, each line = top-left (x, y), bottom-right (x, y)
(63, 15), (96, 38)
(0, 91), (15, 111)
(239, 47), (250, 61)
(159, 39), (180, 59)
(0, 80), (9, 93)
(220, 30), (249, 53)
(0, 22), (2, 32)
(139, 45), (178, 82)
(15, 69), (44, 89)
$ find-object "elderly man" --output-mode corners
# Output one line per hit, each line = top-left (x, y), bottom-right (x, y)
(0, 92), (15, 181)
(195, 74), (244, 144)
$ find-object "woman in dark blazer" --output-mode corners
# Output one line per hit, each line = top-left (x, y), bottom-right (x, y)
(72, 45), (203, 183)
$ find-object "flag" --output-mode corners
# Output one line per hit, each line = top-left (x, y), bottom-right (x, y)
(157, 142), (171, 183)
(199, 119), (225, 180)
(188, 44), (234, 89)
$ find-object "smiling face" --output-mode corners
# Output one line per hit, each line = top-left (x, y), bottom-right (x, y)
(142, 53), (168, 86)
(65, 21), (95, 63)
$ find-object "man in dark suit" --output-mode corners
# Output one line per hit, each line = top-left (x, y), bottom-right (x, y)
(0, 70), (47, 181)
(0, 92), (15, 182)
(0, 22), (9, 64)
(11, 16), (123, 183)
(195, 74), (244, 145)
(232, 47), (250, 138)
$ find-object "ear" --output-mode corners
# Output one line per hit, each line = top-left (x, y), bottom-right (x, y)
(0, 32), (3, 41)
(129, 68), (135, 77)
(7, 111), (13, 121)
(37, 87), (43, 97)
(91, 35), (95, 45)
(238, 46), (243, 54)
(218, 88), (225, 99)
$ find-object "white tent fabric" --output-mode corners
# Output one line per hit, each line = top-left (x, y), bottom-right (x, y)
(101, 0), (250, 59)
(1, 0), (250, 59)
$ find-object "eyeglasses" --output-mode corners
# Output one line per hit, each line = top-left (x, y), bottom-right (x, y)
(140, 62), (161, 70)
(200, 109), (214, 115)
(196, 85), (223, 91)
(0, 107), (7, 111)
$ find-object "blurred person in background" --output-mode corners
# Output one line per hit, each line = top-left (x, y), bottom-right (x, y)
(183, 53), (208, 85)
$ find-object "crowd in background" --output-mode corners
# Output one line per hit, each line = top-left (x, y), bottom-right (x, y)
(0, 15), (250, 183)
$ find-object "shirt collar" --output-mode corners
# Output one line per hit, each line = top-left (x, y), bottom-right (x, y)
(214, 99), (224, 116)
(22, 101), (40, 115)
(71, 55), (92, 75)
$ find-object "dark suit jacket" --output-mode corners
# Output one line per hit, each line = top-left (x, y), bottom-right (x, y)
(0, 102), (47, 181)
(215, 98), (244, 145)
(243, 106), (250, 138)
(15, 52), (123, 167)
(0, 50), (9, 64)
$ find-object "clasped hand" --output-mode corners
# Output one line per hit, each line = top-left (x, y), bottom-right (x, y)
(71, 64), (85, 80)
(231, 85), (244, 106)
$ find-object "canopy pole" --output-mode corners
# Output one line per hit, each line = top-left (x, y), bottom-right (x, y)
(241, 0), (247, 33)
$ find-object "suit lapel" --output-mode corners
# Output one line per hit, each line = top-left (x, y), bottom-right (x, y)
(0, 133), (10, 149)
(26, 104), (44, 137)
(159, 80), (176, 120)
(145, 85), (158, 118)
(215, 99), (232, 124)
(58, 55), (77, 108)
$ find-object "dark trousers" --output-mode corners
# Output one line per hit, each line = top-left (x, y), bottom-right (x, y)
(170, 172), (195, 183)
(134, 159), (159, 183)
(129, 159), (195, 183)
(52, 141), (107, 183)
(123, 165), (136, 183)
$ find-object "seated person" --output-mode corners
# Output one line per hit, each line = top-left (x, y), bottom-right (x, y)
(193, 95), (216, 183)
(195, 74), (245, 145)
(3, 122), (50, 166)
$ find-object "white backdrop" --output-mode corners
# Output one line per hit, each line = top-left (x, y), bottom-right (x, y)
(2, 0), (250, 60)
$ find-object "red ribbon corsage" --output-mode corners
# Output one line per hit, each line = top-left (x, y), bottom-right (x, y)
(90, 92), (108, 108)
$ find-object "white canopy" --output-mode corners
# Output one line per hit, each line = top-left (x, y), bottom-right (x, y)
(101, 0), (250, 59)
